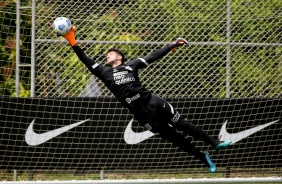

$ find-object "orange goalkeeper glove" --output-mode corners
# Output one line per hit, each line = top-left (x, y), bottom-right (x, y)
(63, 26), (77, 46)
(171, 38), (188, 51)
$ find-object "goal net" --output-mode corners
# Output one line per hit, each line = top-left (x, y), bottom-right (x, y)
(0, 0), (282, 182)
(1, 97), (282, 181)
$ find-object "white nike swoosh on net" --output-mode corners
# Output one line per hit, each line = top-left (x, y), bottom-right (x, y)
(219, 119), (279, 144)
(124, 118), (155, 144)
(25, 119), (90, 146)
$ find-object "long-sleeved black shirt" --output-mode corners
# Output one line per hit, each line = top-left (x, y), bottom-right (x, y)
(72, 44), (175, 110)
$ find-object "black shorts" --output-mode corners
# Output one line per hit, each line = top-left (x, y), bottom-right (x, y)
(132, 94), (182, 133)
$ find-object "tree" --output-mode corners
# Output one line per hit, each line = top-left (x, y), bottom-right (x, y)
(1, 0), (281, 97)
(0, 1), (31, 97)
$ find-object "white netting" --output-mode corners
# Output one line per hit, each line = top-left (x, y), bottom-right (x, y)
(32, 0), (281, 98)
(0, 0), (282, 182)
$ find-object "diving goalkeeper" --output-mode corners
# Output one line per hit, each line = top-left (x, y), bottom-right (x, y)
(62, 26), (231, 173)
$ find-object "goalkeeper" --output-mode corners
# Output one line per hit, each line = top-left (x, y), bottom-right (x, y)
(62, 26), (231, 173)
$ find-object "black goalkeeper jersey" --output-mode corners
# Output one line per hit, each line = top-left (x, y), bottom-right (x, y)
(72, 44), (175, 109)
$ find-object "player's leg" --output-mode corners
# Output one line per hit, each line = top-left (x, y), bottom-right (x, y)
(169, 106), (231, 149)
(148, 94), (231, 150)
(172, 116), (232, 149)
(150, 123), (216, 173)
(140, 94), (217, 172)
(148, 94), (217, 146)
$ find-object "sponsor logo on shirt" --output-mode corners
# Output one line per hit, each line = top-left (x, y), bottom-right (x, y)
(113, 71), (135, 85)
(126, 93), (140, 104)
(113, 71), (128, 77)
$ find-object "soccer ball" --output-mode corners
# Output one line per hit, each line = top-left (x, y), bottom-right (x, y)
(52, 17), (72, 36)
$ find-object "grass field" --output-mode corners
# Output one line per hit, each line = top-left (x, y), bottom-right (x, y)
(1, 169), (281, 183)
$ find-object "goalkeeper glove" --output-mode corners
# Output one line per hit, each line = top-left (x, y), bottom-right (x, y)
(63, 26), (77, 46)
(171, 38), (188, 51)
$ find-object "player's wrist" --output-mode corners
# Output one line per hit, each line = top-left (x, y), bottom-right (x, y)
(170, 44), (178, 51)
(68, 39), (77, 47)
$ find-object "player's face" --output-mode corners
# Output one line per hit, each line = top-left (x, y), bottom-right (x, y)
(106, 51), (122, 66)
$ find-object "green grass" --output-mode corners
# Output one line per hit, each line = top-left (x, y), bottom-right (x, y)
(1, 168), (281, 182)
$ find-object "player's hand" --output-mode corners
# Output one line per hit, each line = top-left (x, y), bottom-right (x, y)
(174, 38), (188, 47)
(63, 26), (77, 46)
(171, 38), (188, 51)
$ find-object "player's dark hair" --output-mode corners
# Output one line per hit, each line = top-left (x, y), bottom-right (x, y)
(107, 48), (126, 64)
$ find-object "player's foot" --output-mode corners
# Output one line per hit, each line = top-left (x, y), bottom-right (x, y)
(215, 140), (232, 150)
(205, 152), (216, 173)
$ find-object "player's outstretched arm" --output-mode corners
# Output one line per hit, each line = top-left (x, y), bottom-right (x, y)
(143, 38), (188, 64)
(63, 26), (91, 64)
(62, 26), (104, 79)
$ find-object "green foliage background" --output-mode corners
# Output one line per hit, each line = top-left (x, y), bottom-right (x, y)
(0, 0), (281, 97)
